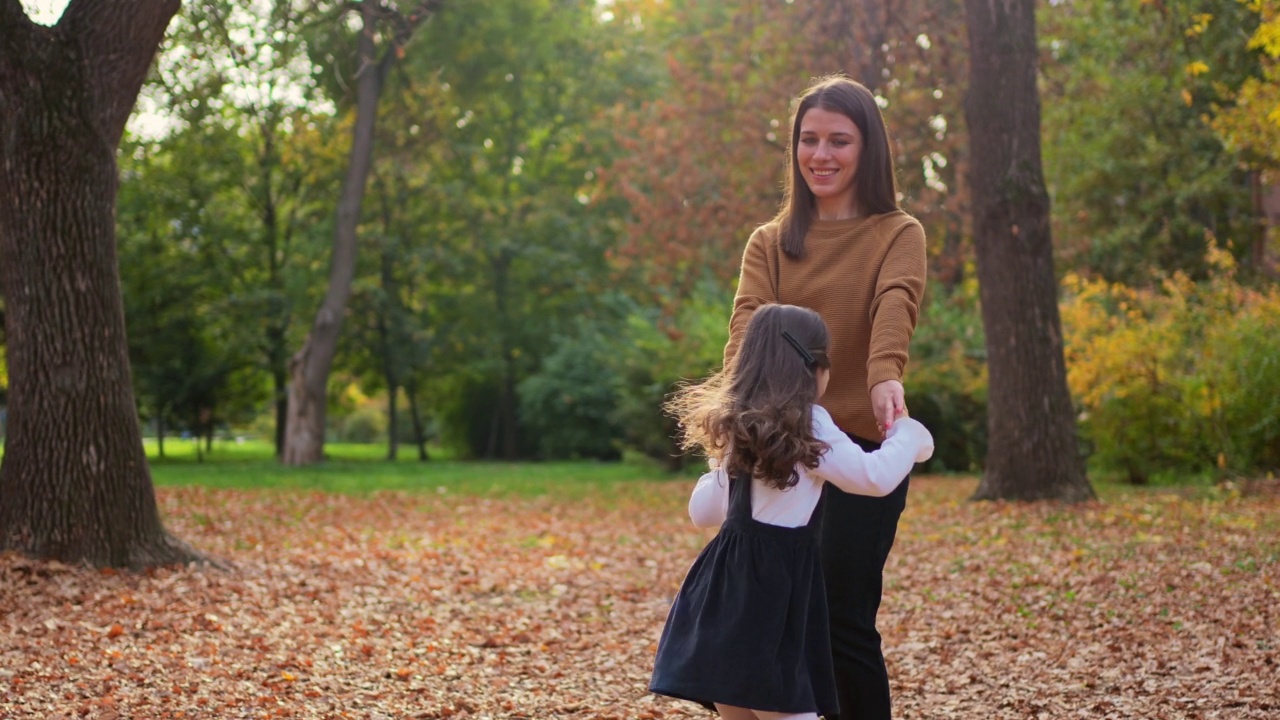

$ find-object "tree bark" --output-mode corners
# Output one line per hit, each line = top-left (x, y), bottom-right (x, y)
(282, 2), (385, 465)
(406, 377), (429, 461)
(0, 0), (202, 567)
(156, 404), (166, 459)
(281, 0), (433, 465)
(962, 0), (1095, 502)
(378, 248), (400, 461)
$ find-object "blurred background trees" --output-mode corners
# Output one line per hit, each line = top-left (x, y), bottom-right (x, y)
(5, 0), (1277, 484)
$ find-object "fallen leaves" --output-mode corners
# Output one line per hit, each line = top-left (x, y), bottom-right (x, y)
(0, 478), (1276, 718)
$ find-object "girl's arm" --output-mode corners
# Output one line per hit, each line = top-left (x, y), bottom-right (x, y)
(811, 406), (933, 497)
(688, 467), (731, 528)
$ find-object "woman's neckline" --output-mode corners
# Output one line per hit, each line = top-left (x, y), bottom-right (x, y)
(803, 213), (886, 241)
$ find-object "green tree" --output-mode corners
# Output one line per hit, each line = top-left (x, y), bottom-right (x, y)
(150, 0), (350, 456)
(115, 162), (263, 459)
(283, 0), (439, 465)
(406, 0), (645, 459)
(1210, 0), (1280, 275)
(1040, 0), (1262, 283)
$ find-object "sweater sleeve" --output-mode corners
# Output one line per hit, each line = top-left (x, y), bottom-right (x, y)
(810, 406), (933, 497)
(867, 219), (928, 390)
(723, 226), (777, 369)
(688, 467), (730, 528)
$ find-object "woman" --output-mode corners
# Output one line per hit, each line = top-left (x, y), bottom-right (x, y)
(722, 75), (927, 720)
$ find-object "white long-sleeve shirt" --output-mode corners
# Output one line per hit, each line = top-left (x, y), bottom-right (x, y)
(687, 405), (933, 529)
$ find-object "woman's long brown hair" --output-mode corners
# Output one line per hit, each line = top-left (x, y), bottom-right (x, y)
(775, 74), (900, 258)
(666, 304), (831, 490)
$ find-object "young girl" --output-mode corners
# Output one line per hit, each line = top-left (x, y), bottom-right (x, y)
(648, 303), (933, 720)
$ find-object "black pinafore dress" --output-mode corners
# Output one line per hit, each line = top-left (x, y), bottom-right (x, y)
(648, 473), (839, 717)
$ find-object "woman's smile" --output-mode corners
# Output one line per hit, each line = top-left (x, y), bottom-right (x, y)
(796, 107), (863, 219)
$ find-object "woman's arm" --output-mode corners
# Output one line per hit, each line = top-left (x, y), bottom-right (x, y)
(723, 226), (778, 369)
(867, 220), (927, 429)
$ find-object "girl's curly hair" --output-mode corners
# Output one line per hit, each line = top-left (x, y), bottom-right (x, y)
(666, 304), (831, 490)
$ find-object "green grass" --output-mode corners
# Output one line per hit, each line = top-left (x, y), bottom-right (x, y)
(140, 437), (687, 497)
(143, 437), (455, 463)
(0, 436), (695, 497)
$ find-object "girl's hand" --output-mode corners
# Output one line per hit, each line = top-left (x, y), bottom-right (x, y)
(871, 380), (906, 435)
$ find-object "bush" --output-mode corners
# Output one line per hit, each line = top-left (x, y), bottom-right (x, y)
(909, 277), (990, 473)
(338, 405), (387, 444)
(518, 330), (624, 460)
(606, 286), (730, 471)
(1061, 244), (1280, 481)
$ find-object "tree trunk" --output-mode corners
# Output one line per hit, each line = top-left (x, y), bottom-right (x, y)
(962, 0), (1095, 502)
(281, 1), (423, 465)
(156, 405), (166, 459)
(0, 0), (201, 567)
(384, 362), (399, 462)
(406, 377), (429, 461)
(1253, 173), (1279, 279)
(271, 347), (287, 457)
(376, 204), (400, 461)
(489, 251), (520, 460)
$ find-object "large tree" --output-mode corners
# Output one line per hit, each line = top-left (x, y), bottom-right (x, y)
(155, 0), (341, 457)
(0, 0), (201, 566)
(963, 0), (1095, 502)
(282, 0), (437, 465)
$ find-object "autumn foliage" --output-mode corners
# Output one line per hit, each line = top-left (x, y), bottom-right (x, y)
(1061, 245), (1280, 482)
(2, 478), (1277, 718)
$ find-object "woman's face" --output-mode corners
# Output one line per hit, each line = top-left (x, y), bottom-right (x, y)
(816, 367), (831, 400)
(796, 106), (863, 218)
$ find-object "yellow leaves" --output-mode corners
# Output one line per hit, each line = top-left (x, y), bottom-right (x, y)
(1182, 88), (1194, 106)
(1211, 2), (1280, 159)
(1184, 13), (1213, 38)
(1249, 9), (1280, 57)
(1185, 60), (1210, 77)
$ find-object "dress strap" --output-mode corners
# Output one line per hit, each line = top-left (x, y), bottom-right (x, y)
(803, 484), (827, 531)
(726, 471), (754, 520)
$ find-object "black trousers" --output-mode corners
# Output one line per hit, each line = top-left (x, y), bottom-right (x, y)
(819, 432), (910, 720)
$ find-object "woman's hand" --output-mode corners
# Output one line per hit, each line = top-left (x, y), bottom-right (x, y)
(871, 379), (906, 435)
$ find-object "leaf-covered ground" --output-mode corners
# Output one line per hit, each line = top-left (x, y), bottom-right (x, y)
(2, 477), (1277, 719)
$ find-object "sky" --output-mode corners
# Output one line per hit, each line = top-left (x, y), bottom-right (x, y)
(20, 0), (67, 25)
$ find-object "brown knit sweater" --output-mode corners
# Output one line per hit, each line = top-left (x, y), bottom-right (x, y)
(723, 211), (928, 441)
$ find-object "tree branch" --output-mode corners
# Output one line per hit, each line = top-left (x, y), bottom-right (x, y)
(58, 0), (180, 145)
(0, 0), (30, 29)
(0, 0), (35, 72)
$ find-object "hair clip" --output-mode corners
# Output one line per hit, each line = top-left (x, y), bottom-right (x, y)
(781, 330), (817, 369)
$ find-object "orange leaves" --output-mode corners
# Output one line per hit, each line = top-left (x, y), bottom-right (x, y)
(0, 480), (1276, 717)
